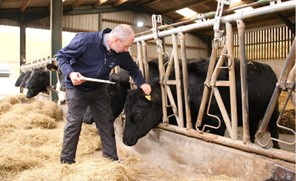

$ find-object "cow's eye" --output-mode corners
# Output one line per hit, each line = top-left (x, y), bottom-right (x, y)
(132, 112), (140, 122)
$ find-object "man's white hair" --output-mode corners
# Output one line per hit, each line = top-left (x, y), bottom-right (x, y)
(111, 24), (134, 41)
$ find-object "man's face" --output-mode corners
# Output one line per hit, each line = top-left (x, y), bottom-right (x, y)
(113, 35), (134, 53)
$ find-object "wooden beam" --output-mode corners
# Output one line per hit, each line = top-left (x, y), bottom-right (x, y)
(71, 0), (88, 9)
(161, 0), (211, 15)
(95, 0), (108, 6)
(135, 0), (159, 6)
(113, 0), (128, 7)
(229, 0), (256, 9)
(20, 0), (31, 12)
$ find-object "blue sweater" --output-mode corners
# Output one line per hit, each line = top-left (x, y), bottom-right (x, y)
(56, 28), (146, 91)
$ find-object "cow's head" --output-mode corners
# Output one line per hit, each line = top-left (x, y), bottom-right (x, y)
(123, 85), (162, 146)
(26, 68), (50, 98)
(108, 70), (130, 118)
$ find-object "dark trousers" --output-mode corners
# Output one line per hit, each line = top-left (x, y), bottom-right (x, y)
(60, 88), (118, 163)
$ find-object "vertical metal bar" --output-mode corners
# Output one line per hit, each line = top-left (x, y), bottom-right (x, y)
(262, 30), (265, 59)
(267, 29), (269, 59)
(179, 33), (192, 129)
(19, 20), (26, 93)
(260, 30), (262, 59)
(279, 27), (282, 59)
(284, 26), (287, 58)
(264, 29), (266, 59)
(276, 27), (278, 59)
(156, 39), (168, 124)
(254, 31), (256, 60)
(250, 32), (252, 59)
(226, 22), (238, 140)
(237, 19), (250, 144)
(272, 28), (274, 58)
(270, 28), (272, 59)
(142, 41), (149, 83)
(172, 34), (184, 128)
(50, 0), (62, 102)
(274, 27), (276, 58)
(137, 42), (144, 75)
(251, 31), (256, 60)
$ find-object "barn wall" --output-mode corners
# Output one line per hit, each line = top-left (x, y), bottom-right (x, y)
(63, 14), (99, 32)
(26, 14), (99, 32)
(100, 11), (209, 59)
(233, 24), (293, 61)
(24, 10), (209, 60)
(1, 11), (292, 76)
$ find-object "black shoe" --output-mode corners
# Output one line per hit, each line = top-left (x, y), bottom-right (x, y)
(61, 159), (75, 165)
(102, 154), (119, 161)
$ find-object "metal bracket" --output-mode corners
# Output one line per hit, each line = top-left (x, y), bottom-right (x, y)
(213, 0), (227, 42)
(152, 14), (162, 40)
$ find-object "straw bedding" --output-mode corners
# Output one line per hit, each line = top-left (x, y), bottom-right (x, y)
(0, 94), (241, 181)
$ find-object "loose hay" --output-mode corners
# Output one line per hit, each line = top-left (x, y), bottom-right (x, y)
(30, 100), (64, 121)
(0, 101), (12, 115)
(0, 95), (243, 181)
(14, 160), (131, 181)
(77, 124), (102, 156)
(0, 143), (41, 178)
(0, 94), (34, 105)
(26, 113), (57, 129)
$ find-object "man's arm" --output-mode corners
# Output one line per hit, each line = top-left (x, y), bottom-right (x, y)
(56, 33), (86, 79)
(119, 54), (151, 95)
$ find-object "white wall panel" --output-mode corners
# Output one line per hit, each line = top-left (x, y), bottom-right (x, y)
(63, 14), (99, 32)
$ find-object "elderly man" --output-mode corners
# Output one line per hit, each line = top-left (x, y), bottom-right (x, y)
(56, 24), (151, 164)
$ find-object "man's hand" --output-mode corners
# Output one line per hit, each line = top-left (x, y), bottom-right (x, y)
(69, 72), (86, 85)
(140, 83), (151, 95)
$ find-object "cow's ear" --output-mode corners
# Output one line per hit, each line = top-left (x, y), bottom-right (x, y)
(46, 63), (58, 71)
(150, 87), (162, 105)
(138, 89), (151, 102)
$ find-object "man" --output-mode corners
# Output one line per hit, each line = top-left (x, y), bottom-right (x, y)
(56, 24), (151, 164)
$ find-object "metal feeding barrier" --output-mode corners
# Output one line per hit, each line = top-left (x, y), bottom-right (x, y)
(133, 0), (295, 163)
(20, 56), (53, 72)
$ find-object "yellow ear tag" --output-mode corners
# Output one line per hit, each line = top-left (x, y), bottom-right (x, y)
(145, 95), (151, 101)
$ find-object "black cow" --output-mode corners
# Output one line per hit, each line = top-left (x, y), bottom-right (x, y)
(83, 69), (131, 124)
(15, 64), (66, 101)
(123, 58), (280, 149)
(15, 71), (26, 87)
(25, 68), (50, 98)
(15, 71), (32, 88)
(14, 69), (49, 98)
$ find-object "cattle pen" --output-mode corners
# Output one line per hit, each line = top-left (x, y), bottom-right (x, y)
(1, 0), (295, 180)
(115, 1), (295, 180)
